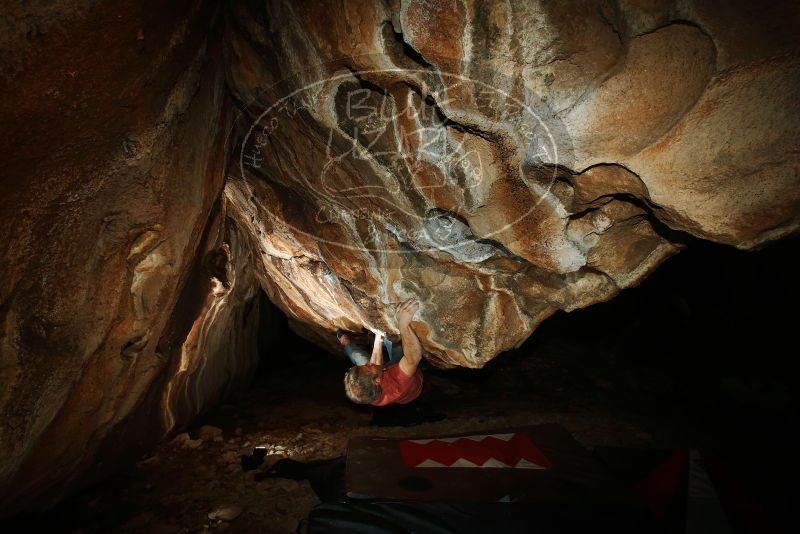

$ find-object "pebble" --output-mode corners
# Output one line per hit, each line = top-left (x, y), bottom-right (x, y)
(208, 505), (242, 522)
(136, 455), (159, 469)
(199, 425), (224, 442)
(272, 479), (298, 492)
(170, 433), (190, 446)
(184, 439), (203, 449)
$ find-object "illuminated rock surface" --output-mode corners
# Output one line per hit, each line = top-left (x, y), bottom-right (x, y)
(224, 0), (799, 366)
(0, 0), (798, 514)
(0, 0), (250, 513)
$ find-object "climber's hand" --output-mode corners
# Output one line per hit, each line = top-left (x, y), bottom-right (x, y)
(396, 299), (419, 330)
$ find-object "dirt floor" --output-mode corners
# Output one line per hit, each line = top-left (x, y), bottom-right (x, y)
(8, 327), (706, 534)
(6, 325), (799, 532)
(4, 237), (798, 533)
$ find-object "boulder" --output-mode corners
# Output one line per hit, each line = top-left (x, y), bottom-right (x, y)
(0, 0), (256, 515)
(224, 0), (799, 366)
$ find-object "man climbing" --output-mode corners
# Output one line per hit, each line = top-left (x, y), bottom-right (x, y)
(340, 300), (423, 406)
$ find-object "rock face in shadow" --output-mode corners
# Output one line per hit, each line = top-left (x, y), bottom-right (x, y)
(0, 0), (799, 516)
(0, 0), (259, 514)
(224, 0), (799, 366)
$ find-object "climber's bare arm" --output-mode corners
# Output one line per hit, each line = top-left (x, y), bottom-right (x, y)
(399, 324), (422, 376)
(369, 332), (384, 366)
(397, 300), (423, 376)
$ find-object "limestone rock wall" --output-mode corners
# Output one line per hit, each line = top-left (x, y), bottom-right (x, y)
(224, 0), (799, 367)
(0, 0), (258, 514)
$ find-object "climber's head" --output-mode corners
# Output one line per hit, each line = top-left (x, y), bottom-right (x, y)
(343, 363), (382, 404)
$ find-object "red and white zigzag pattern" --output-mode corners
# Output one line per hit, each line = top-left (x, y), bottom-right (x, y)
(399, 433), (552, 469)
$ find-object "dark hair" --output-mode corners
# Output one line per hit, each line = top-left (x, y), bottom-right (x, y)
(344, 366), (381, 404)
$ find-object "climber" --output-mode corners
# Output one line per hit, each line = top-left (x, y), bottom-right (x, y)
(341, 300), (424, 406)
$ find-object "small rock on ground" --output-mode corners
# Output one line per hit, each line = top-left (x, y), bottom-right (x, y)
(199, 425), (224, 442)
(208, 504), (242, 521)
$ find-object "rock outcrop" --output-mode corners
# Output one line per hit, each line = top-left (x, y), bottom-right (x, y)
(1, 0), (798, 515)
(0, 0), (258, 513)
(224, 0), (799, 366)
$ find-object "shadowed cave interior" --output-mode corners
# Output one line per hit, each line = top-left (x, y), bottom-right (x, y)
(2, 0), (800, 532)
(6, 237), (799, 532)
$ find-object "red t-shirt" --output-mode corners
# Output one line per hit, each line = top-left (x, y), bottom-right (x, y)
(371, 364), (423, 406)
